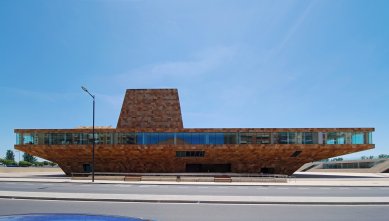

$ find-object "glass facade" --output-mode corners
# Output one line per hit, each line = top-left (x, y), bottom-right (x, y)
(16, 131), (373, 146)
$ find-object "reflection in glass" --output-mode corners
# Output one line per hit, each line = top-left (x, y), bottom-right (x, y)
(208, 133), (224, 144)
(352, 132), (364, 144)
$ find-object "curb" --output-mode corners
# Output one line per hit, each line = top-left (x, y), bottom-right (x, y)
(1, 195), (389, 205)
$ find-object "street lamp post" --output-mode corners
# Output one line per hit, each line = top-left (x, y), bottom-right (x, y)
(81, 86), (95, 183)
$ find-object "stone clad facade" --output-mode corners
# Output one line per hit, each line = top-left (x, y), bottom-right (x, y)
(14, 89), (375, 176)
(117, 89), (183, 129)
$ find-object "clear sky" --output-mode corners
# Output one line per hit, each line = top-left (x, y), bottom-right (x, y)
(0, 0), (388, 160)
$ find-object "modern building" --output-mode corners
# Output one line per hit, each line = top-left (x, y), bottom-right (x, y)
(298, 158), (389, 173)
(14, 89), (375, 175)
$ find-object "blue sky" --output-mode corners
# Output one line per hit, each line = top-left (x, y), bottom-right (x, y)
(0, 0), (388, 160)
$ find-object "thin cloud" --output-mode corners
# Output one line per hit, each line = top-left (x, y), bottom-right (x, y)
(263, 0), (316, 63)
(278, 0), (316, 53)
(114, 46), (237, 86)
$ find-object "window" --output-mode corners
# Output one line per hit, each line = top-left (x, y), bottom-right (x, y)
(16, 133), (21, 145)
(290, 151), (302, 157)
(208, 133), (224, 144)
(176, 133), (192, 144)
(240, 133), (253, 144)
(278, 132), (288, 144)
(352, 133), (365, 144)
(64, 133), (73, 144)
(176, 151), (205, 157)
(22, 133), (36, 144)
(51, 133), (64, 145)
(79, 133), (88, 144)
(83, 164), (91, 172)
(144, 133), (159, 144)
(16, 131), (372, 146)
(192, 133), (207, 144)
(224, 133), (237, 144)
(158, 133), (175, 144)
(303, 132), (313, 144)
(326, 132), (337, 144)
(368, 132), (373, 144)
(117, 133), (137, 144)
(256, 133), (271, 144)
(327, 132), (347, 144)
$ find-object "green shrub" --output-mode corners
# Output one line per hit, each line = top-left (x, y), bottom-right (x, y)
(33, 162), (44, 167)
(2, 159), (17, 166)
(18, 161), (32, 167)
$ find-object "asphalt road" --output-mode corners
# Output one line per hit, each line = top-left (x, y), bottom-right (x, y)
(0, 198), (388, 221)
(0, 181), (388, 197)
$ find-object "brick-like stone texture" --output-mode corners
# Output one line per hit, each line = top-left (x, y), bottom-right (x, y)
(16, 144), (374, 176)
(117, 89), (183, 129)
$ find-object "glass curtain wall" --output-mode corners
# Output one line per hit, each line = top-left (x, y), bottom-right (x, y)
(16, 131), (372, 145)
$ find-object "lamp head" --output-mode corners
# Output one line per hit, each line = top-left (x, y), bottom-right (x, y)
(81, 86), (88, 92)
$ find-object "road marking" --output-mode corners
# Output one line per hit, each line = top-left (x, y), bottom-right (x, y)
(115, 184), (132, 187)
(298, 187), (309, 190)
(217, 186), (228, 189)
(340, 187), (350, 190)
(320, 187), (331, 190)
(276, 187), (289, 190)
(177, 186), (188, 189)
(198, 186), (208, 189)
(256, 187), (267, 190)
(37, 187), (48, 190)
(138, 185), (155, 188)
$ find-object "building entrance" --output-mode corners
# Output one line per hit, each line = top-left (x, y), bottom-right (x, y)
(185, 164), (231, 172)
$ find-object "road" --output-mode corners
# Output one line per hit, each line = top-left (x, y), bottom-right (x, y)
(0, 182), (388, 220)
(0, 198), (388, 221)
(0, 181), (388, 197)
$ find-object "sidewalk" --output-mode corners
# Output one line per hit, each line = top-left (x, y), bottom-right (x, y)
(1, 173), (389, 186)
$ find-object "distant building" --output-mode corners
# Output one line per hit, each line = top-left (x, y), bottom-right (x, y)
(15, 89), (375, 175)
(299, 159), (389, 173)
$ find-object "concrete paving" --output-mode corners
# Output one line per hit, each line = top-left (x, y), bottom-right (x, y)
(0, 167), (62, 173)
(1, 171), (389, 186)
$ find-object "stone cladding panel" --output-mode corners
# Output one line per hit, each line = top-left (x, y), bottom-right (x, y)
(116, 89), (183, 129)
(16, 144), (374, 176)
